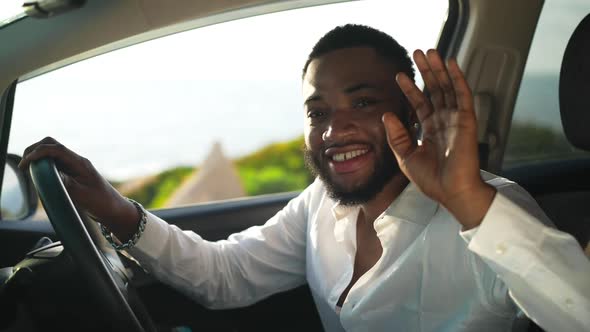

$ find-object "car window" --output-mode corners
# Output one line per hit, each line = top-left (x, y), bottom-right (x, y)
(502, 0), (590, 168)
(8, 0), (448, 213)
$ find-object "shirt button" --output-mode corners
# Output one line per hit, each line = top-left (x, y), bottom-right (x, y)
(495, 243), (507, 255)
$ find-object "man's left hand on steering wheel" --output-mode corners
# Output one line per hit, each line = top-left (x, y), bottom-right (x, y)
(20, 137), (141, 241)
(21, 137), (156, 332)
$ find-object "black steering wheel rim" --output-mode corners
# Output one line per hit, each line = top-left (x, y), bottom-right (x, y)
(29, 158), (146, 331)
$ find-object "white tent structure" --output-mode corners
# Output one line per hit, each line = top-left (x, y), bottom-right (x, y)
(165, 142), (245, 207)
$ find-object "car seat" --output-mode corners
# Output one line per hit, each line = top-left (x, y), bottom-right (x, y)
(524, 11), (590, 332)
(534, 12), (590, 253)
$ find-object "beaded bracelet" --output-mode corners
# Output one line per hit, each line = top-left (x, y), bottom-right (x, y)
(100, 198), (147, 250)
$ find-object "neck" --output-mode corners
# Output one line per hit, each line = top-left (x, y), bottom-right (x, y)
(360, 173), (409, 224)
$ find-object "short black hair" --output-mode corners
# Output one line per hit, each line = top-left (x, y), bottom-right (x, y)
(302, 24), (415, 81)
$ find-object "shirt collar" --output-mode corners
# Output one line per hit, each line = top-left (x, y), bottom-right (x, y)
(382, 182), (439, 226)
(331, 202), (358, 221)
(331, 181), (439, 226)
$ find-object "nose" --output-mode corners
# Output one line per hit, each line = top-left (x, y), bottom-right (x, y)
(322, 108), (358, 143)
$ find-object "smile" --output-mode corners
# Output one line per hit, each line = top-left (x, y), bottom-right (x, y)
(331, 149), (369, 162)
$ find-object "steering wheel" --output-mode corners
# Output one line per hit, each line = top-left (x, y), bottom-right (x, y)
(29, 158), (155, 332)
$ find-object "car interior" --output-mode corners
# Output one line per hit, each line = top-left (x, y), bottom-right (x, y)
(502, 12), (590, 251)
(0, 0), (589, 331)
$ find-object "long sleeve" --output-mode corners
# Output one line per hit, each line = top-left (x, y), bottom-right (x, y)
(462, 182), (590, 331)
(127, 183), (315, 309)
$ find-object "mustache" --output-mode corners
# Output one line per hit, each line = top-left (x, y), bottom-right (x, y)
(319, 140), (373, 152)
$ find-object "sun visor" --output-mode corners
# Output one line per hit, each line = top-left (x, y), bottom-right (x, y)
(559, 13), (590, 151)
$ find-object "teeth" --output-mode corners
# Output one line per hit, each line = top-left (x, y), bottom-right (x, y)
(332, 149), (368, 162)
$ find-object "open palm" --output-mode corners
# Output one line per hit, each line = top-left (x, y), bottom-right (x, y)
(383, 49), (486, 215)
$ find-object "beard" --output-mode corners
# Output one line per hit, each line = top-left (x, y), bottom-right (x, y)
(304, 139), (400, 206)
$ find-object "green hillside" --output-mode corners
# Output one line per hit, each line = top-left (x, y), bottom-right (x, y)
(235, 136), (313, 196)
(121, 136), (312, 208)
(124, 166), (195, 208)
(504, 122), (588, 166)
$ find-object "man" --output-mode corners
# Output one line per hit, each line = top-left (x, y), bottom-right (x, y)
(20, 25), (589, 331)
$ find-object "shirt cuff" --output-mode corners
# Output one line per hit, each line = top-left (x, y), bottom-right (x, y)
(460, 190), (590, 330)
(463, 192), (545, 274)
(128, 211), (171, 261)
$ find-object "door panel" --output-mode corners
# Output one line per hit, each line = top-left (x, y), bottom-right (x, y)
(154, 192), (298, 240)
(0, 220), (55, 266)
(0, 192), (297, 265)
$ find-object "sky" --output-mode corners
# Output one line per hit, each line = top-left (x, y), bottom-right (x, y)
(5, 0), (587, 180)
(522, 0), (590, 74)
(0, 1), (25, 26)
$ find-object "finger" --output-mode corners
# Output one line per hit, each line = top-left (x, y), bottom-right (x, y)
(426, 49), (457, 109)
(20, 143), (65, 169)
(20, 145), (42, 168)
(413, 50), (445, 110)
(19, 143), (86, 176)
(21, 137), (59, 162)
(396, 72), (433, 123)
(447, 58), (474, 113)
(382, 112), (415, 164)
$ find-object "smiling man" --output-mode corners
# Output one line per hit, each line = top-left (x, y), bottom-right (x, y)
(20, 25), (590, 331)
(302, 46), (405, 209)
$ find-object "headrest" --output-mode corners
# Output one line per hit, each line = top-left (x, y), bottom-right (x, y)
(560, 13), (590, 150)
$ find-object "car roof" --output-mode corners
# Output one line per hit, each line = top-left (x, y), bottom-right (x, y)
(0, 0), (344, 88)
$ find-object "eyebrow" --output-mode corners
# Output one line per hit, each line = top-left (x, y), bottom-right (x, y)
(343, 82), (382, 94)
(304, 82), (384, 105)
(304, 94), (322, 105)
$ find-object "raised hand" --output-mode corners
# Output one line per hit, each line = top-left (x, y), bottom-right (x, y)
(383, 49), (495, 229)
(19, 137), (140, 239)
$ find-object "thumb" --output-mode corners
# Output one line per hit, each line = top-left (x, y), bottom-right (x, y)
(382, 112), (415, 163)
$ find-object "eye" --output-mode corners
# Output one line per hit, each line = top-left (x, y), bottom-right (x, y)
(353, 98), (377, 109)
(307, 108), (327, 119)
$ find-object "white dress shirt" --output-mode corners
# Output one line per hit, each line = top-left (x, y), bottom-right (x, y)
(129, 172), (590, 332)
